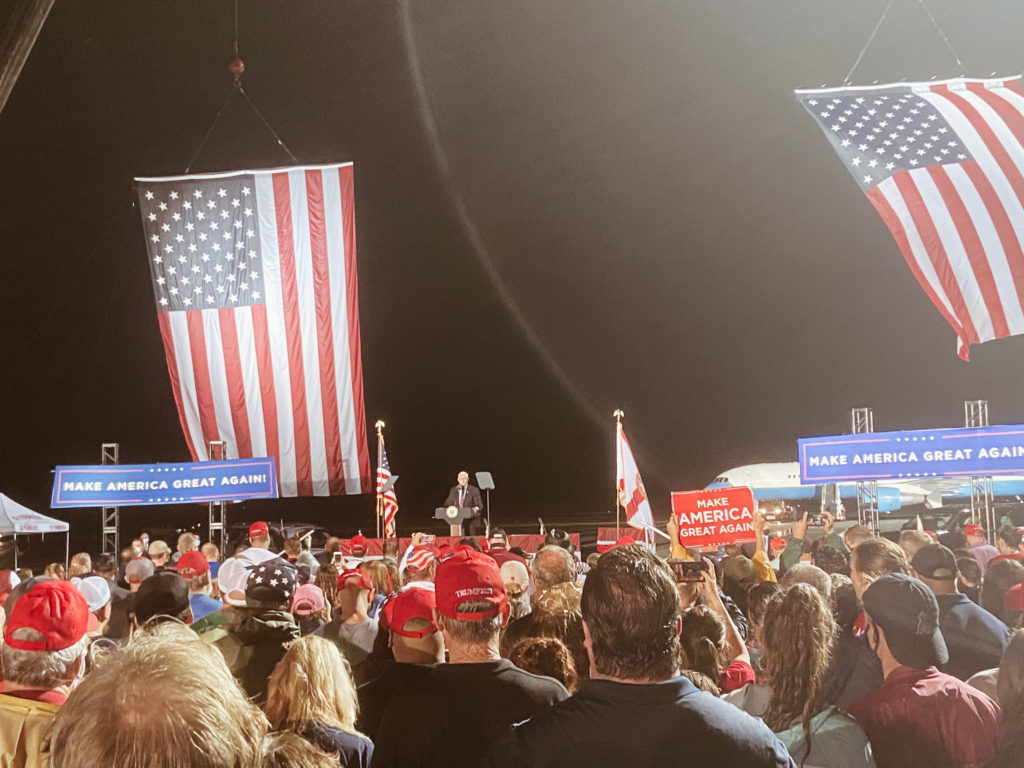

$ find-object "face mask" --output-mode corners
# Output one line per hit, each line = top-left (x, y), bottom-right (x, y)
(133, 545), (143, 555)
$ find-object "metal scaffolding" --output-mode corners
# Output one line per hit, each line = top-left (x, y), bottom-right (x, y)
(100, 442), (119, 554)
(964, 400), (996, 543)
(851, 407), (879, 533)
(208, 441), (227, 553)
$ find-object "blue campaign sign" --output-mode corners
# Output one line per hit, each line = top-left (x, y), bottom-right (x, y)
(51, 458), (278, 508)
(799, 424), (1024, 483)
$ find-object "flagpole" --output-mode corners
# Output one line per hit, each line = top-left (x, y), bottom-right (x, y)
(613, 409), (624, 539)
(375, 420), (385, 541)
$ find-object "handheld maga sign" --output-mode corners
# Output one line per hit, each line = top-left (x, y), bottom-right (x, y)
(671, 487), (756, 550)
(51, 458), (278, 508)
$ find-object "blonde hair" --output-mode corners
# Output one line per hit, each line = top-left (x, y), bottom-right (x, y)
(264, 635), (362, 734)
(49, 622), (267, 768)
(68, 552), (92, 578)
(44, 562), (66, 579)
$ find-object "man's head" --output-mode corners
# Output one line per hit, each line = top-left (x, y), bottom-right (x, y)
(176, 532), (199, 554)
(125, 557), (155, 592)
(779, 562), (832, 602)
(48, 622), (267, 768)
(850, 536), (910, 599)
(92, 553), (117, 580)
(335, 568), (374, 619)
(134, 572), (192, 625)
(433, 547), (509, 648)
(543, 528), (574, 552)
(249, 521), (271, 549)
(72, 576), (112, 631)
(324, 537), (342, 555)
(130, 538), (144, 557)
(911, 543), (958, 595)
(581, 544), (679, 683)
(997, 525), (1022, 555)
(283, 536), (303, 559)
(843, 525), (873, 550)
(174, 550), (212, 594)
(385, 587), (444, 663)
(862, 573), (948, 672)
(457, 471), (469, 487)
(290, 583), (326, 619)
(965, 522), (986, 545)
(533, 545), (576, 590)
(201, 542), (219, 561)
(2, 580), (90, 690)
(899, 529), (934, 562)
(350, 534), (368, 557)
(402, 547), (437, 585)
(147, 540), (172, 567)
(488, 528), (509, 550)
(246, 559), (298, 611)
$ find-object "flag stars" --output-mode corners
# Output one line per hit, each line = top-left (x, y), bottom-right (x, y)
(868, 159), (878, 168)
(169, 191), (179, 200)
(167, 265), (176, 275)
(201, 253), (211, 263)
(231, 198), (240, 208)
(858, 143), (868, 152)
(214, 264), (223, 273)
(156, 276), (166, 285)
(234, 220), (242, 229)
(207, 200), (216, 210)
(851, 157), (862, 166)
(203, 274), (212, 284)
(153, 254), (162, 264)
(244, 208), (253, 217)
(178, 255), (187, 264)
(199, 232), (208, 242)
(161, 223), (171, 232)
(169, 286), (179, 295)
(220, 209), (229, 220)
(886, 162), (895, 170)
(151, 234), (160, 243)
(194, 189), (203, 199)
(242, 186), (251, 195)
(159, 297), (168, 306)
(252, 291), (261, 300)
(164, 244), (173, 253)
(216, 284), (226, 294)
(197, 211), (206, 221)
(158, 201), (168, 211)
(863, 175), (873, 184)
(185, 222), (194, 232)
(245, 229), (254, 238)
(840, 138), (851, 147)
(183, 200), (192, 210)
(148, 212), (157, 222)
(145, 190), (154, 200)
(212, 243), (221, 252)
(175, 234), (184, 243)
(218, 188), (227, 198)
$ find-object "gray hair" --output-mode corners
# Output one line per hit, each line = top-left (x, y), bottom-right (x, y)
(437, 599), (503, 645)
(532, 546), (576, 589)
(1, 629), (89, 688)
(780, 563), (833, 602)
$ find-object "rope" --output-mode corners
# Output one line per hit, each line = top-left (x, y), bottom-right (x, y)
(184, 87), (235, 173)
(238, 84), (300, 164)
(844, 0), (896, 85)
(916, 0), (966, 75)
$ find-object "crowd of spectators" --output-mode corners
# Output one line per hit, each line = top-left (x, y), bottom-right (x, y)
(0, 513), (1023, 767)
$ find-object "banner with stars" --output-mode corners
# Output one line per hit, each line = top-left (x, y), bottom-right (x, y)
(796, 76), (1024, 360)
(134, 164), (371, 496)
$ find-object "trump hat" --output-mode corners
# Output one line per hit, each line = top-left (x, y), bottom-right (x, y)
(434, 547), (507, 620)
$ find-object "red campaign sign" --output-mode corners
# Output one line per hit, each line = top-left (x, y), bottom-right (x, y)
(671, 487), (756, 550)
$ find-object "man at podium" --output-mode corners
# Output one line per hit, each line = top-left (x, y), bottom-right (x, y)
(443, 471), (484, 535)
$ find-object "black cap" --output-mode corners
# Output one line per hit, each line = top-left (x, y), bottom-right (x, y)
(911, 543), (958, 581)
(544, 529), (574, 552)
(134, 571), (190, 624)
(862, 573), (948, 669)
(245, 558), (297, 608)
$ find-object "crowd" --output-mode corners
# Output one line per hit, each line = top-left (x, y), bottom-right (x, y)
(0, 512), (1023, 767)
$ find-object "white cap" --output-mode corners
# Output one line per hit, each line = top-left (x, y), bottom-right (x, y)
(71, 576), (111, 612)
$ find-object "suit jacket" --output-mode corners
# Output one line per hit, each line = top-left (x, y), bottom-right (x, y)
(444, 484), (483, 511)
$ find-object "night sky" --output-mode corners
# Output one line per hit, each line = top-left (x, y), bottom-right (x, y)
(4, 1), (1024, 553)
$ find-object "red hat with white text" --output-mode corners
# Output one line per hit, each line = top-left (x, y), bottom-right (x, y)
(434, 547), (507, 620)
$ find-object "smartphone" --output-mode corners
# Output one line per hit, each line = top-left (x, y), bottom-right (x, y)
(667, 558), (709, 583)
(332, 551), (345, 566)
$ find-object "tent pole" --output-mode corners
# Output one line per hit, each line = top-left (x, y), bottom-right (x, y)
(65, 532), (69, 570)
(13, 534), (16, 570)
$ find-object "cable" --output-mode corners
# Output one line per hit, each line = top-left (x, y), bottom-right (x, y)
(916, 0), (966, 75)
(844, 0), (896, 85)
(184, 87), (236, 173)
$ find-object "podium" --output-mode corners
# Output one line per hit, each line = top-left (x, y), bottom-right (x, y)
(434, 506), (475, 537)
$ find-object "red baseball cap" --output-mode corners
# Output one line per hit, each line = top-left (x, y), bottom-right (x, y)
(249, 521), (269, 539)
(1003, 582), (1024, 613)
(385, 587), (439, 638)
(5, 580), (89, 651)
(965, 523), (986, 537)
(404, 547), (436, 574)
(769, 536), (787, 549)
(174, 550), (210, 579)
(337, 568), (373, 592)
(351, 534), (368, 554)
(434, 547), (507, 620)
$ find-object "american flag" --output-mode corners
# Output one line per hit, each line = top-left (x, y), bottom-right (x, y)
(376, 437), (398, 538)
(134, 163), (371, 496)
(796, 75), (1024, 360)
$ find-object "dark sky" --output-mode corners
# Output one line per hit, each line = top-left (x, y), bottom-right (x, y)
(4, 1), (1024, 548)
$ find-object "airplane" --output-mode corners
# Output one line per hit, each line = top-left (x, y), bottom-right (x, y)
(704, 462), (1024, 518)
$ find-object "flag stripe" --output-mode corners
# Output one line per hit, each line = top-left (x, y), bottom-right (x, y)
(867, 184), (967, 353)
(272, 172), (314, 496)
(249, 304), (279, 469)
(185, 311), (221, 449)
(288, 170), (330, 496)
(201, 310), (240, 459)
(922, 167), (1008, 338)
(166, 312), (210, 456)
(232, 309), (267, 457)
(949, 163), (1024, 332)
(157, 313), (202, 460)
(339, 165), (371, 489)
(305, 169), (346, 494)
(218, 307), (254, 458)
(324, 167), (365, 489)
(890, 171), (981, 345)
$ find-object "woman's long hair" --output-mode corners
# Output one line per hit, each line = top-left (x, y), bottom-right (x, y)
(998, 629), (1024, 750)
(761, 584), (837, 756)
(678, 605), (726, 682)
(264, 635), (363, 735)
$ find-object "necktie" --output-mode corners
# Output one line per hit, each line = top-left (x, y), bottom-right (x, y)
(459, 488), (465, 507)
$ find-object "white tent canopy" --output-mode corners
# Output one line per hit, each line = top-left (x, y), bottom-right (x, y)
(0, 493), (69, 568)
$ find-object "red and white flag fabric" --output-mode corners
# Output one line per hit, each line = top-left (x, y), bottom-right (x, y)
(796, 75), (1024, 360)
(616, 423), (654, 530)
(134, 163), (371, 496)
(376, 437), (398, 538)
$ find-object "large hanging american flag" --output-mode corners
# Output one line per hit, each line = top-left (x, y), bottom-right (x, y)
(796, 75), (1024, 360)
(376, 437), (398, 538)
(134, 163), (371, 496)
